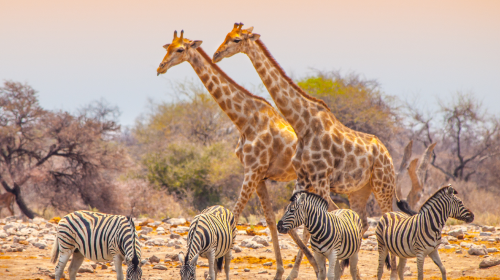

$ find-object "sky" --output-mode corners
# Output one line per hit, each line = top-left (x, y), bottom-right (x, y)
(1, 0), (499, 126)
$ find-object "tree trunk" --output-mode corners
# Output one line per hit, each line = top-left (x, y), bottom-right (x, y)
(2, 183), (35, 219)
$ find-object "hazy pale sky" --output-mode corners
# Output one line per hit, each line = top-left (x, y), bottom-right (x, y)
(1, 0), (499, 126)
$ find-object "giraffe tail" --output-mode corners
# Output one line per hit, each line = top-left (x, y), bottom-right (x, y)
(396, 199), (417, 216)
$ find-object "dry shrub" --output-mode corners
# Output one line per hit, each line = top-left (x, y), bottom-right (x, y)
(118, 179), (191, 219)
(451, 181), (500, 226)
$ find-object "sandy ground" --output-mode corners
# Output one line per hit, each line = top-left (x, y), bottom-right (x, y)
(1, 226), (500, 280)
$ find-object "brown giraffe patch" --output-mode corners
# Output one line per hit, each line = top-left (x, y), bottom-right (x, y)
(344, 141), (353, 153)
(345, 155), (357, 171)
(213, 88), (222, 99)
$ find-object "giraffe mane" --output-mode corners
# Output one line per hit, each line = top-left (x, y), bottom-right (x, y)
(254, 39), (330, 111)
(419, 185), (458, 213)
(196, 47), (273, 107)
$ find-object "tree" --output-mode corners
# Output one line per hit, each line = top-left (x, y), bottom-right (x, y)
(0, 81), (127, 217)
(297, 71), (402, 144)
(406, 92), (500, 182)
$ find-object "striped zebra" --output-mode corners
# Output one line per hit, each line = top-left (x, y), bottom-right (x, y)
(179, 205), (237, 280)
(376, 185), (474, 280)
(277, 191), (363, 280)
(50, 211), (144, 280)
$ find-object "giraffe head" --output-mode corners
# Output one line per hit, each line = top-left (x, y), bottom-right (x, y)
(157, 30), (203, 76)
(212, 23), (260, 63)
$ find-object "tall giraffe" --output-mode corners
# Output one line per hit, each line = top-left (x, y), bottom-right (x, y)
(214, 23), (411, 279)
(157, 30), (310, 280)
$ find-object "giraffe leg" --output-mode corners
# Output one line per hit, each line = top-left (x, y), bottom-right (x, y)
(348, 182), (372, 234)
(256, 180), (284, 280)
(287, 228), (319, 280)
(232, 171), (260, 223)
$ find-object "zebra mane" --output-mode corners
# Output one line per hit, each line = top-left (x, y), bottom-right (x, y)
(419, 185), (457, 213)
(127, 216), (139, 269)
(185, 217), (200, 264)
(290, 191), (328, 210)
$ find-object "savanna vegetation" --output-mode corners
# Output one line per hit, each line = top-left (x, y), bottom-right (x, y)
(1, 72), (499, 225)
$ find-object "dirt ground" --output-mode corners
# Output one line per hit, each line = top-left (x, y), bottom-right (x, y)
(1, 227), (500, 280)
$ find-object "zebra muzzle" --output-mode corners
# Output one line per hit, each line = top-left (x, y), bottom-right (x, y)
(277, 220), (288, 234)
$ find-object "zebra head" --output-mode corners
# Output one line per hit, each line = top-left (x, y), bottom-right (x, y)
(125, 216), (144, 280)
(445, 186), (474, 223)
(277, 192), (311, 234)
(178, 251), (199, 280)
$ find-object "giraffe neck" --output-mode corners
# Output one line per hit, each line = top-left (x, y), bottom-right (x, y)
(188, 47), (272, 132)
(244, 39), (333, 136)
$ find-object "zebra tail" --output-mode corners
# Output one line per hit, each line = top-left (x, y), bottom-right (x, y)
(385, 255), (391, 270)
(341, 259), (349, 269)
(396, 199), (418, 216)
(50, 237), (60, 264)
(216, 257), (224, 273)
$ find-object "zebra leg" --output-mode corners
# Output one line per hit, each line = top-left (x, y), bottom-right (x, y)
(350, 252), (360, 280)
(376, 246), (388, 280)
(390, 254), (398, 280)
(114, 254), (124, 280)
(67, 250), (85, 280)
(428, 249), (446, 280)
(325, 250), (338, 280)
(224, 250), (231, 280)
(54, 248), (72, 280)
(256, 180), (284, 280)
(416, 252), (426, 280)
(207, 249), (216, 280)
(313, 251), (327, 280)
(397, 257), (407, 280)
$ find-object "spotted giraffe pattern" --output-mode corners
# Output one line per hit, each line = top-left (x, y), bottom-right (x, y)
(157, 30), (298, 280)
(214, 24), (397, 231)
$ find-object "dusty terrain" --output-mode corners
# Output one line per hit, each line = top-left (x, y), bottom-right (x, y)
(1, 217), (500, 280)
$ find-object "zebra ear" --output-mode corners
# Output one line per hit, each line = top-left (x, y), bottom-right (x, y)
(447, 185), (455, 195)
(296, 193), (307, 205)
(190, 254), (199, 266)
(178, 252), (185, 265)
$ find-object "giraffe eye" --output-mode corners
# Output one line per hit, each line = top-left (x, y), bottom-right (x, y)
(177, 48), (185, 53)
(233, 38), (242, 43)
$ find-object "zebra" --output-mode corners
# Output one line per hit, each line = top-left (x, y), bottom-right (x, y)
(50, 211), (144, 280)
(376, 185), (474, 280)
(277, 191), (363, 280)
(178, 205), (237, 280)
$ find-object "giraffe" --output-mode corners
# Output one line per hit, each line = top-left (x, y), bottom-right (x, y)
(157, 30), (319, 279)
(213, 23), (411, 279)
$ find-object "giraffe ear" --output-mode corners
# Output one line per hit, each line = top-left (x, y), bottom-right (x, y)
(163, 44), (170, 50)
(245, 27), (254, 33)
(248, 33), (260, 41)
(190, 40), (203, 49)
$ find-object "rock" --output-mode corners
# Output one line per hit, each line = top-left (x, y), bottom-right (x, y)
(251, 236), (269, 246)
(460, 242), (473, 248)
(263, 262), (272, 266)
(172, 226), (189, 233)
(0, 231), (7, 238)
(34, 242), (47, 249)
(170, 233), (181, 239)
(448, 228), (463, 237)
(149, 255), (161, 263)
(258, 228), (271, 236)
(139, 219), (155, 226)
(448, 236), (458, 241)
(165, 253), (179, 261)
(256, 219), (267, 227)
(78, 265), (94, 273)
(479, 257), (500, 268)
(482, 226), (496, 232)
(90, 263), (97, 269)
(33, 217), (45, 225)
(3, 224), (16, 231)
(101, 264), (107, 269)
(487, 248), (498, 253)
(480, 232), (492, 236)
(153, 265), (168, 270)
(455, 249), (463, 254)
(237, 230), (247, 235)
(241, 239), (264, 249)
(156, 227), (165, 235)
(167, 239), (183, 247)
(468, 244), (488, 255)
(152, 238), (165, 246)
(141, 226), (153, 235)
(232, 245), (242, 253)
(166, 218), (186, 226)
(244, 268), (250, 272)
(444, 245), (454, 249)
(258, 270), (268, 274)
(287, 264), (293, 268)
(44, 234), (56, 241)
(363, 231), (375, 239)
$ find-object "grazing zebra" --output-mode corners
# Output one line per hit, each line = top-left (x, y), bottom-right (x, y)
(179, 205), (236, 280)
(50, 211), (144, 280)
(277, 191), (363, 280)
(376, 185), (474, 280)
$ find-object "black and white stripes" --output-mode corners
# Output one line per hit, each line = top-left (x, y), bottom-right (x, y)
(376, 185), (474, 280)
(51, 211), (143, 280)
(179, 205), (237, 280)
(277, 191), (363, 280)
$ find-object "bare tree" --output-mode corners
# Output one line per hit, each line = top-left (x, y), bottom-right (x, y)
(0, 81), (127, 217)
(406, 92), (499, 182)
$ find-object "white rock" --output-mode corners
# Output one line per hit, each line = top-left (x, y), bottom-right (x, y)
(468, 244), (488, 255)
(141, 226), (153, 234)
(166, 218), (186, 226)
(43, 234), (56, 241)
(448, 228), (463, 237)
(33, 217), (45, 225)
(480, 232), (492, 236)
(173, 226), (189, 233)
(251, 236), (269, 246)
(460, 242), (473, 248)
(487, 248), (498, 253)
(259, 228), (271, 236)
(237, 230), (246, 235)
